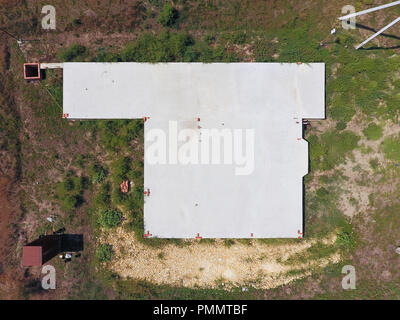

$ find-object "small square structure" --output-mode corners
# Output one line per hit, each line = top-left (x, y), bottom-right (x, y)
(63, 62), (325, 238)
(24, 63), (41, 80)
(22, 246), (42, 266)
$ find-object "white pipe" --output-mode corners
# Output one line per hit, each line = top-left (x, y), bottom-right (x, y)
(40, 63), (64, 69)
(356, 16), (400, 49)
(338, 0), (400, 20)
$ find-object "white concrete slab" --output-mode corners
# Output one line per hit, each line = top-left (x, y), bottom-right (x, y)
(63, 62), (325, 238)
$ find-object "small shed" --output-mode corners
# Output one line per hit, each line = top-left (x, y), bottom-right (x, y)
(22, 246), (42, 267)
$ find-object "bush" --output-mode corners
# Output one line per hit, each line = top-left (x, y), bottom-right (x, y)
(98, 208), (123, 228)
(55, 172), (86, 211)
(94, 183), (111, 208)
(120, 31), (238, 63)
(121, 31), (192, 62)
(58, 44), (88, 62)
(89, 163), (107, 183)
(158, 3), (178, 27)
(93, 47), (120, 62)
(111, 157), (130, 183)
(336, 121), (347, 131)
(96, 244), (113, 262)
(362, 123), (383, 141)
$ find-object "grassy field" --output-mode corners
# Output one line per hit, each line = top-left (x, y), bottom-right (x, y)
(0, 0), (400, 299)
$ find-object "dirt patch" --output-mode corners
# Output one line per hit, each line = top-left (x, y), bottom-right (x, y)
(100, 227), (340, 290)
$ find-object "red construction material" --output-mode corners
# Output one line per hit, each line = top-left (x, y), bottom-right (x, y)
(144, 188), (150, 196)
(23, 63), (41, 80)
(120, 180), (129, 193)
(143, 117), (150, 123)
(143, 231), (152, 239)
(195, 233), (202, 240)
(62, 113), (69, 119)
(297, 229), (303, 239)
(22, 246), (42, 266)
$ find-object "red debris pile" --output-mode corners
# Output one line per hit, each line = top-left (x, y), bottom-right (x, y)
(120, 180), (129, 193)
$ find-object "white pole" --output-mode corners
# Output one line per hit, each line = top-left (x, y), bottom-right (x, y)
(338, 0), (400, 20)
(356, 16), (400, 49)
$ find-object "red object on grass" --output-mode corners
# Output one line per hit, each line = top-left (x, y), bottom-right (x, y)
(22, 246), (42, 266)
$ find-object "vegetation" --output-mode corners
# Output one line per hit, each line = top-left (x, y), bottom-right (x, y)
(55, 171), (86, 212)
(98, 208), (123, 229)
(158, 3), (178, 27)
(58, 44), (89, 62)
(120, 31), (238, 63)
(3, 0), (400, 300)
(309, 131), (360, 171)
(89, 163), (107, 184)
(96, 244), (113, 262)
(381, 134), (400, 161)
(363, 123), (383, 141)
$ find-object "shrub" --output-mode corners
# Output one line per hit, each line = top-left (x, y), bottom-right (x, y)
(55, 172), (86, 211)
(369, 158), (379, 170)
(58, 44), (88, 62)
(94, 47), (120, 62)
(98, 208), (123, 228)
(158, 3), (178, 27)
(336, 227), (355, 249)
(336, 121), (347, 131)
(89, 163), (107, 183)
(121, 31), (192, 62)
(96, 244), (113, 262)
(111, 157), (130, 183)
(94, 183), (111, 208)
(362, 123), (383, 141)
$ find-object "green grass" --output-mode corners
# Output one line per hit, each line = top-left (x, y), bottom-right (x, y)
(363, 123), (383, 141)
(309, 131), (360, 171)
(381, 134), (400, 161)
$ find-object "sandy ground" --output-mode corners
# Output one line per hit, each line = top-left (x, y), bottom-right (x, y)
(99, 227), (340, 290)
